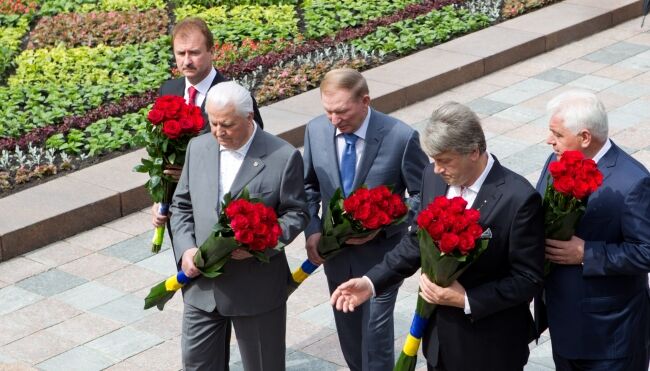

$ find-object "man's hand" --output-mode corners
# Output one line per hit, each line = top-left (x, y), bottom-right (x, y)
(306, 233), (325, 265)
(345, 229), (380, 245)
(330, 278), (373, 313)
(181, 247), (200, 278)
(545, 236), (584, 265)
(418, 274), (465, 308)
(231, 249), (253, 260)
(164, 164), (182, 182)
(151, 203), (169, 228)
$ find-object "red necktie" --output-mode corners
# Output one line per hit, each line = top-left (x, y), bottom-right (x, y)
(188, 86), (198, 106)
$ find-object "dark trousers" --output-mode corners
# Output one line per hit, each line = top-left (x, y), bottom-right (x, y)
(553, 348), (650, 371)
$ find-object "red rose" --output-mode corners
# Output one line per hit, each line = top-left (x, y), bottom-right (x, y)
(559, 150), (583, 165)
(553, 176), (574, 196)
(230, 215), (250, 231)
(449, 197), (467, 213)
(426, 222), (445, 241)
(465, 209), (480, 224)
(225, 199), (248, 218)
(457, 232), (475, 254)
(548, 161), (566, 178)
(162, 120), (182, 139)
(432, 196), (450, 210)
(147, 109), (165, 125)
(235, 230), (254, 245)
(179, 118), (195, 132)
(466, 223), (484, 240)
(439, 233), (460, 254)
(417, 209), (434, 230)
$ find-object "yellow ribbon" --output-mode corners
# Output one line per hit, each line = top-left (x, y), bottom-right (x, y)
(164, 275), (184, 291)
(403, 334), (421, 357)
(292, 268), (310, 283)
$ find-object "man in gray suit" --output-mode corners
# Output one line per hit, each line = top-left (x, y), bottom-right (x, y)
(171, 81), (309, 370)
(303, 68), (429, 371)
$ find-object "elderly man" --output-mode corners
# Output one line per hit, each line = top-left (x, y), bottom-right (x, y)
(331, 102), (545, 371)
(536, 90), (650, 371)
(170, 81), (308, 370)
(302, 67), (429, 371)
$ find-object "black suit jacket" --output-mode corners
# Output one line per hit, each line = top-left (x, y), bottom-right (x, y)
(366, 157), (545, 371)
(159, 71), (264, 131)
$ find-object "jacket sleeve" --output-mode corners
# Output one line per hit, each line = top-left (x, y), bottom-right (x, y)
(303, 123), (323, 237)
(276, 149), (310, 245)
(170, 139), (197, 266)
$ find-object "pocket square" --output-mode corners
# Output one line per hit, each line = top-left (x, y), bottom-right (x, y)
(481, 227), (493, 239)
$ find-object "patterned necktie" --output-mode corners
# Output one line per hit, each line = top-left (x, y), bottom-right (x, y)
(188, 86), (198, 106)
(340, 133), (359, 197)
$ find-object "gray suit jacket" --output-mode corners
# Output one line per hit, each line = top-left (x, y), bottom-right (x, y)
(303, 108), (429, 282)
(171, 129), (309, 316)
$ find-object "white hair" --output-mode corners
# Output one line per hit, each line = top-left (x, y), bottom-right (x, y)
(205, 81), (253, 118)
(546, 90), (608, 142)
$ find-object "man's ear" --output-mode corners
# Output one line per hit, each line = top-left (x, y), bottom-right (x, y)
(361, 94), (370, 106)
(578, 129), (592, 149)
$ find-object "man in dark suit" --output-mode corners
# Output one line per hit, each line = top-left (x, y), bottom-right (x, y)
(331, 102), (545, 371)
(170, 81), (308, 370)
(152, 17), (263, 227)
(303, 68), (429, 370)
(536, 90), (650, 371)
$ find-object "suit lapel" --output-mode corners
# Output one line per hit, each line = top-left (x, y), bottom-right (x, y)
(228, 130), (266, 198)
(323, 122), (343, 191)
(353, 110), (384, 190)
(472, 157), (505, 223)
(596, 142), (618, 184)
(203, 139), (221, 213)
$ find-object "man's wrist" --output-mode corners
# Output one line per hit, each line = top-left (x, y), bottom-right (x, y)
(362, 276), (376, 298)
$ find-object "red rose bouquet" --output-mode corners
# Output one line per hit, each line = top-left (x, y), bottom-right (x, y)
(144, 189), (283, 310)
(318, 185), (408, 259)
(395, 196), (489, 371)
(134, 95), (204, 252)
(288, 186), (408, 296)
(542, 150), (603, 273)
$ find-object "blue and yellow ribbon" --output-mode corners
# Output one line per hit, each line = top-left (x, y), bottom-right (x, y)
(144, 270), (191, 310)
(394, 313), (428, 370)
(151, 203), (170, 253)
(288, 259), (319, 295)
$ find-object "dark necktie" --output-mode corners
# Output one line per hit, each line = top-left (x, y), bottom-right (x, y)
(188, 86), (198, 106)
(340, 133), (359, 197)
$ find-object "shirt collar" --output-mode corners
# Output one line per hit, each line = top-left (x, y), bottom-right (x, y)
(466, 151), (495, 194)
(336, 107), (371, 140)
(185, 68), (216, 98)
(221, 122), (257, 157)
(591, 139), (612, 164)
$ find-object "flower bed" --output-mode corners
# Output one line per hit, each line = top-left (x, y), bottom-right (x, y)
(0, 0), (563, 196)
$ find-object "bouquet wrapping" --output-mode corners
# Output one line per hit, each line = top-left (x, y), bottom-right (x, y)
(395, 196), (489, 371)
(144, 189), (283, 310)
(288, 185), (408, 295)
(542, 150), (602, 273)
(134, 95), (204, 253)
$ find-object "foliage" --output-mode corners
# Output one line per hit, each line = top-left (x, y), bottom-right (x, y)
(502, 0), (560, 19)
(0, 17), (28, 77)
(351, 6), (490, 55)
(462, 0), (503, 22)
(303, 0), (420, 39)
(173, 0), (296, 6)
(38, 0), (165, 16)
(0, 0), (37, 26)
(0, 39), (170, 139)
(174, 4), (299, 44)
(29, 9), (169, 49)
(212, 37), (296, 68)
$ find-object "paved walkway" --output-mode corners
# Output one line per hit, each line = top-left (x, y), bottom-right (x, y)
(1, 16), (649, 371)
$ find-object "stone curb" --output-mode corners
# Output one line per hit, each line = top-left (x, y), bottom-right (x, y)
(0, 0), (642, 261)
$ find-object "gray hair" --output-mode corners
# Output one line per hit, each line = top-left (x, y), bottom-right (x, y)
(422, 102), (486, 157)
(546, 90), (608, 142)
(205, 81), (253, 118)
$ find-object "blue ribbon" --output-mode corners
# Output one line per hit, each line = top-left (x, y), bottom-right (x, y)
(409, 313), (428, 339)
(301, 260), (319, 274)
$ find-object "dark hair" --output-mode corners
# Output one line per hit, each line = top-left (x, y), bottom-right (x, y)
(171, 17), (214, 52)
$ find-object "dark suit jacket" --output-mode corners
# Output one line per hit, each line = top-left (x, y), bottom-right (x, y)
(170, 129), (308, 316)
(303, 109), (429, 283)
(159, 71), (264, 130)
(536, 142), (650, 360)
(366, 158), (545, 371)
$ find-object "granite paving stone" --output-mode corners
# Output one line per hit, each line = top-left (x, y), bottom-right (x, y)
(503, 123), (550, 145)
(611, 122), (650, 150)
(36, 346), (116, 371)
(487, 135), (531, 160)
(501, 144), (554, 176)
(123, 337), (182, 371)
(297, 301), (337, 330)
(567, 74), (620, 91)
(0, 315), (39, 346)
(593, 64), (645, 81)
(96, 264), (166, 293)
(595, 90), (636, 111)
(134, 247), (177, 276)
(466, 98), (513, 115)
(0, 286), (42, 316)
(86, 327), (162, 362)
(5, 298), (82, 332)
(615, 97), (650, 118)
(0, 279), (7, 289)
(285, 317), (336, 350)
(615, 50), (650, 71)
(132, 309), (183, 340)
(534, 68), (584, 84)
(65, 226), (133, 251)
(90, 294), (154, 324)
(44, 312), (122, 346)
(54, 281), (125, 311)
(525, 337), (556, 369)
(1, 330), (76, 365)
(284, 350), (341, 371)
(604, 81), (650, 98)
(485, 78), (560, 105)
(583, 41), (649, 64)
(59, 253), (129, 280)
(0, 257), (47, 284)
(494, 105), (546, 124)
(15, 269), (87, 297)
(301, 333), (348, 368)
(24, 241), (92, 268)
(559, 58), (608, 73)
(103, 210), (153, 236)
(100, 232), (160, 263)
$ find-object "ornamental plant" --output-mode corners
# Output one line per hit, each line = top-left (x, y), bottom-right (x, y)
(134, 95), (204, 252)
(143, 188), (283, 310)
(318, 185), (408, 260)
(396, 196), (489, 371)
(542, 150), (603, 273)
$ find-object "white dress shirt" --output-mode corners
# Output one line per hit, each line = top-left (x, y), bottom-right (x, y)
(335, 107), (371, 172)
(446, 152), (494, 315)
(591, 139), (612, 164)
(218, 124), (257, 203)
(184, 68), (216, 107)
